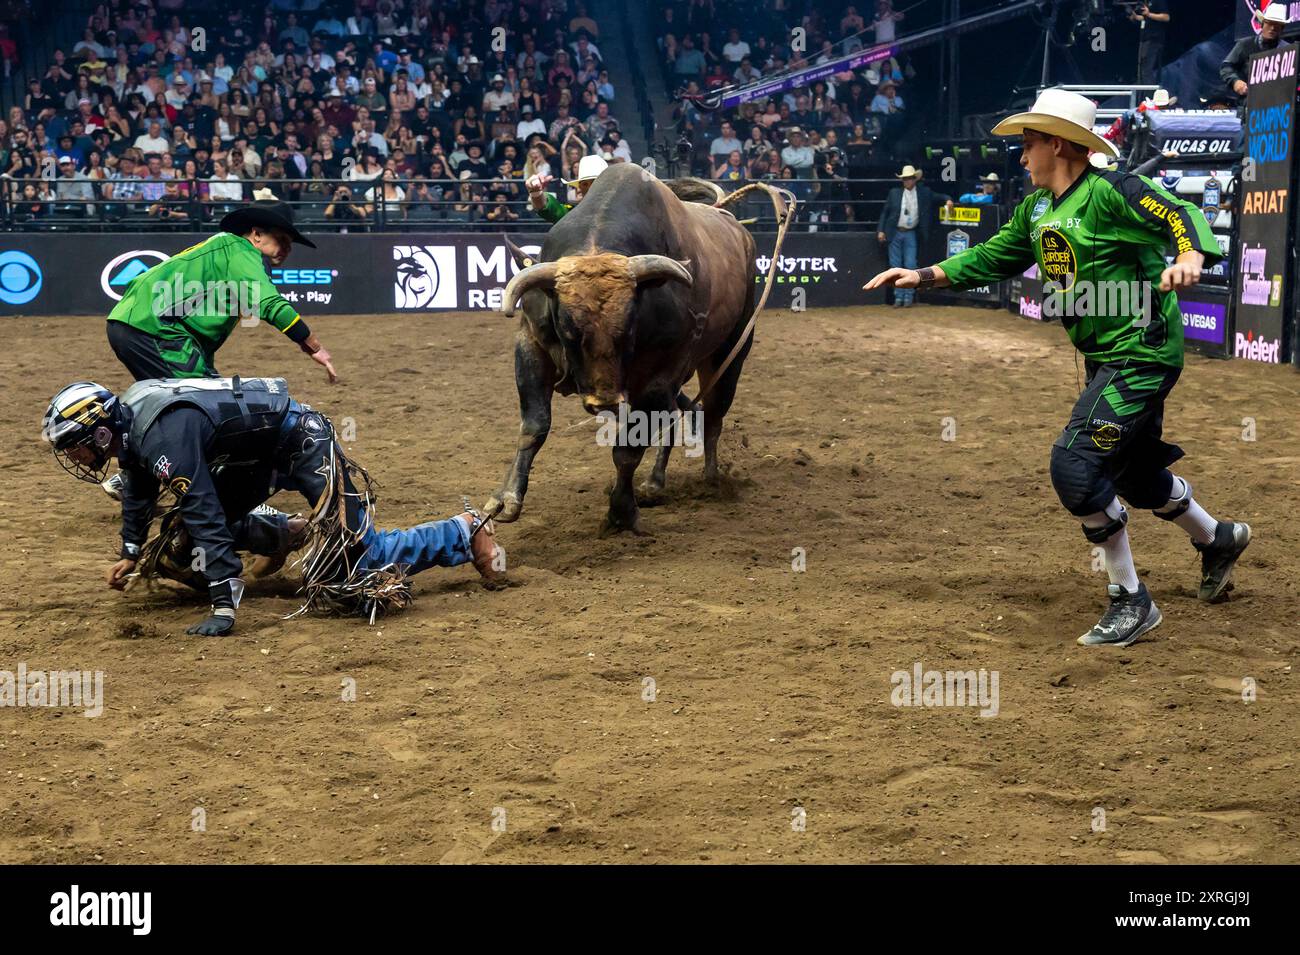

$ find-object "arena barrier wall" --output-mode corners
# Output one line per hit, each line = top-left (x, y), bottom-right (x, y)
(1234, 40), (1298, 366)
(0, 231), (893, 317)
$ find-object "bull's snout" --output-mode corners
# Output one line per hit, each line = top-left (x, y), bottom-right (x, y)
(583, 394), (626, 415)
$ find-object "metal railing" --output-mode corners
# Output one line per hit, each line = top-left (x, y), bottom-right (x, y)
(0, 174), (973, 234)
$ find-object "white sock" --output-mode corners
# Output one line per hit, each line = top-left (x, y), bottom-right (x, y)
(1160, 476), (1218, 546)
(1084, 498), (1140, 592)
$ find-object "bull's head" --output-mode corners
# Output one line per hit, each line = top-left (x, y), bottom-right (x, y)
(503, 251), (693, 414)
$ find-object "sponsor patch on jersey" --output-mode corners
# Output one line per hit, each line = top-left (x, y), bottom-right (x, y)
(169, 475), (192, 497)
(1031, 196), (1050, 221)
(153, 454), (172, 480)
(1038, 228), (1078, 292)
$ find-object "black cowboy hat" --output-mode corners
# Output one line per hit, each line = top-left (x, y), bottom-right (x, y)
(219, 199), (316, 248)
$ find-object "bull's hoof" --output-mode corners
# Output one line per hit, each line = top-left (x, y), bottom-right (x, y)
(638, 477), (666, 505)
(484, 492), (522, 523)
(600, 513), (649, 538)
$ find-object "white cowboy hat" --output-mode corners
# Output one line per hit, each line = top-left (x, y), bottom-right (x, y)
(1088, 152), (1114, 170)
(1262, 4), (1289, 24)
(1147, 88), (1177, 107)
(564, 153), (608, 185)
(895, 164), (922, 179)
(992, 87), (1120, 157)
(979, 172), (1000, 182)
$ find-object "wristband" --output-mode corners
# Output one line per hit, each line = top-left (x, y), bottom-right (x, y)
(301, 339), (321, 355)
(916, 267), (937, 288)
(120, 542), (141, 560)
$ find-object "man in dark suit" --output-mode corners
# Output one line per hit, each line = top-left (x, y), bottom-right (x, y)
(875, 164), (953, 306)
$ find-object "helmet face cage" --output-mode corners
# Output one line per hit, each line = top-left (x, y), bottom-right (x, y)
(43, 384), (119, 485)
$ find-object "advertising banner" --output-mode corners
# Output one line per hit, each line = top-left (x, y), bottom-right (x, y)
(1232, 41), (1297, 364)
(0, 231), (889, 316)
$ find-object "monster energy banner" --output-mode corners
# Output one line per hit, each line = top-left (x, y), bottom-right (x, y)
(1233, 41), (1298, 364)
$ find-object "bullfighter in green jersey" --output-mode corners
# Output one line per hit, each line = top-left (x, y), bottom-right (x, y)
(105, 199), (337, 385)
(864, 88), (1251, 648)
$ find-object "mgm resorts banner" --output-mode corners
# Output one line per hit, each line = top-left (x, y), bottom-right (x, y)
(1233, 41), (1298, 365)
(0, 231), (886, 316)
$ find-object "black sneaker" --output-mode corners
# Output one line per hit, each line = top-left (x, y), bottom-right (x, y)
(1077, 583), (1163, 647)
(1193, 521), (1251, 603)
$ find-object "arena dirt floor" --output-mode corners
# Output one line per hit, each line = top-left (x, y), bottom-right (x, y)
(1, 304), (1297, 864)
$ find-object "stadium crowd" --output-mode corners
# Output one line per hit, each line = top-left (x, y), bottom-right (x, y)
(657, 0), (916, 228)
(0, 0), (632, 228)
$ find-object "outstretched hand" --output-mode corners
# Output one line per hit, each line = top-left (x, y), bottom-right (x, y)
(310, 345), (339, 383)
(863, 267), (921, 291)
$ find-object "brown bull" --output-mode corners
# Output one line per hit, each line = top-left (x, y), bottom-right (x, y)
(486, 164), (758, 534)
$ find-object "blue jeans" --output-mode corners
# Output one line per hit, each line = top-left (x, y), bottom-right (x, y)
(276, 399), (473, 576)
(359, 513), (473, 574)
(888, 229), (918, 304)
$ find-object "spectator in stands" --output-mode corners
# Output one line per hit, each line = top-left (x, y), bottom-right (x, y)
(710, 121), (743, 164)
(207, 157), (244, 214)
(364, 168), (406, 222)
(102, 153), (143, 219)
(780, 128), (815, 178)
(872, 1), (905, 43)
(601, 131), (632, 163)
(326, 183), (367, 226)
(958, 172), (1002, 205)
(585, 101), (618, 143)
(713, 149), (745, 183)
(14, 181), (52, 222)
(133, 119), (168, 154)
(734, 57), (762, 85)
(52, 155), (93, 216)
(672, 34), (706, 84)
(516, 103), (546, 142)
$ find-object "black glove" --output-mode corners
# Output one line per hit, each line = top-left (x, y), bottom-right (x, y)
(186, 612), (235, 636)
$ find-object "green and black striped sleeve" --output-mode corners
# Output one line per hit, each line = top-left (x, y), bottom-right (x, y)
(1097, 171), (1223, 264)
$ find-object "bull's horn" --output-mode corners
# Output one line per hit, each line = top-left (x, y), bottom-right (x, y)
(502, 260), (560, 315)
(628, 255), (693, 287)
(505, 236), (534, 269)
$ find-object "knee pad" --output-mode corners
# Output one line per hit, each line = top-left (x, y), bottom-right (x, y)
(1152, 476), (1191, 521)
(1049, 444), (1113, 516)
(1082, 508), (1128, 543)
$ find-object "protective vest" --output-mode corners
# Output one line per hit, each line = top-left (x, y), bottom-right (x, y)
(121, 376), (292, 458)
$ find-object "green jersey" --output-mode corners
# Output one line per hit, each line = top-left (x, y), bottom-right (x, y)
(939, 169), (1223, 369)
(106, 232), (308, 360)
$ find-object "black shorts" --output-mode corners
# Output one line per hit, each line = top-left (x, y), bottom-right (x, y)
(106, 320), (219, 381)
(1054, 359), (1184, 507)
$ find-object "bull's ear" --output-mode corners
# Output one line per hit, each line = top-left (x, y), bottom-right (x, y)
(505, 237), (535, 269)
